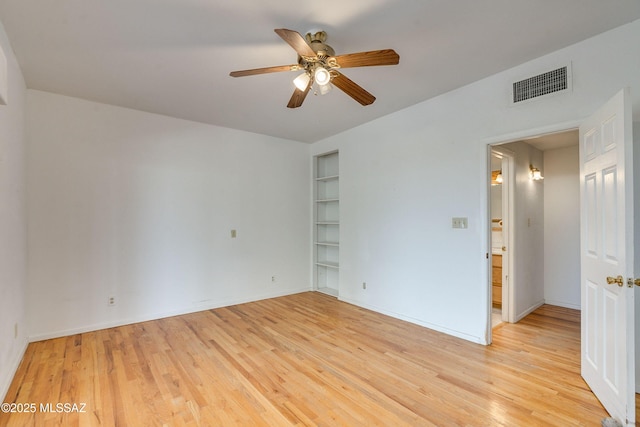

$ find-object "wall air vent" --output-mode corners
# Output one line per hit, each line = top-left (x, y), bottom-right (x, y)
(512, 66), (570, 104)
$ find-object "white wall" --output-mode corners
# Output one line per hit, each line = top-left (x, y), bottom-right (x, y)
(544, 144), (580, 309)
(26, 91), (311, 340)
(311, 20), (640, 344)
(0, 21), (28, 400)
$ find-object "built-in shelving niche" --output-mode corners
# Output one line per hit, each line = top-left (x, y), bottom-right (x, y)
(314, 151), (339, 297)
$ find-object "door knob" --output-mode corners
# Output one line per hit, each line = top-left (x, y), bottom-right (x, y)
(606, 275), (624, 287)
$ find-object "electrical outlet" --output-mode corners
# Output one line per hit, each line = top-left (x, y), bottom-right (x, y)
(108, 296), (116, 306)
(362, 282), (367, 289)
(231, 229), (237, 238)
(452, 217), (468, 229)
(14, 323), (18, 339)
(271, 275), (276, 283)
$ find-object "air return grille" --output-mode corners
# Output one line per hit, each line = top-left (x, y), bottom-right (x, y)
(512, 66), (568, 103)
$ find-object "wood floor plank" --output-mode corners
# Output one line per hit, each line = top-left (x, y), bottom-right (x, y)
(1, 292), (613, 426)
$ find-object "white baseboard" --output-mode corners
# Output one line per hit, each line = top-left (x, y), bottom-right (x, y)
(29, 286), (311, 342)
(515, 300), (546, 322)
(542, 299), (580, 310)
(338, 296), (486, 345)
(0, 339), (28, 402)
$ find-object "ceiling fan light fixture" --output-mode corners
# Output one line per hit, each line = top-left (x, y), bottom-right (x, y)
(318, 82), (332, 95)
(229, 28), (399, 108)
(293, 72), (311, 91)
(314, 67), (331, 86)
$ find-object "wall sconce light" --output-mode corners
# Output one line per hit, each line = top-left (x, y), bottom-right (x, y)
(491, 170), (503, 186)
(530, 165), (544, 181)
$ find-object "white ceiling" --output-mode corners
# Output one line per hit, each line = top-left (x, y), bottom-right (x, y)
(524, 129), (579, 151)
(1, 1), (639, 143)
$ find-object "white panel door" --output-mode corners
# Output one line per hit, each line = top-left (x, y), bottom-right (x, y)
(580, 89), (635, 425)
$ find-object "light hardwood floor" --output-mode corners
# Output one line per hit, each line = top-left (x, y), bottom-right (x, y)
(1, 292), (612, 426)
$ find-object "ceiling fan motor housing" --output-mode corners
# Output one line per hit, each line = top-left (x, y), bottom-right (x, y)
(305, 31), (335, 58)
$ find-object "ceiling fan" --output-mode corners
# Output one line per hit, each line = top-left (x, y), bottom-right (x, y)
(229, 28), (400, 108)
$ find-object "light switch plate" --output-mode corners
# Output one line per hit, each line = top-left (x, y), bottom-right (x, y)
(452, 217), (468, 229)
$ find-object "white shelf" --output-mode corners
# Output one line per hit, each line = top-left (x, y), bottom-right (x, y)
(316, 174), (339, 182)
(315, 241), (339, 247)
(316, 198), (339, 203)
(316, 261), (339, 269)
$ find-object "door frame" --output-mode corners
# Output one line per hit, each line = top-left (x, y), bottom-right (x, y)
(489, 147), (515, 324)
(484, 119), (581, 343)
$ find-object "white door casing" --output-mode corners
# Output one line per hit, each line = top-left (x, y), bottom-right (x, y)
(580, 89), (635, 425)
(490, 147), (515, 325)
(500, 152), (514, 323)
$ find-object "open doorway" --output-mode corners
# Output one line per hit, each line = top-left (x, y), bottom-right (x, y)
(489, 129), (579, 330)
(484, 92), (636, 422)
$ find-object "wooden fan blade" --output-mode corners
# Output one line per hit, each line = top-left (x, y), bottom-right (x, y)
(230, 64), (298, 77)
(332, 49), (399, 68)
(287, 81), (312, 108)
(274, 28), (316, 59)
(331, 72), (376, 106)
